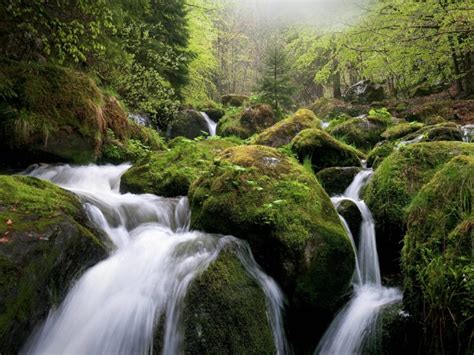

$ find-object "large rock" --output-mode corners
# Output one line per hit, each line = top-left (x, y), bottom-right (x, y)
(310, 98), (368, 120)
(221, 94), (249, 107)
(189, 145), (354, 351)
(217, 104), (276, 139)
(316, 167), (362, 196)
(167, 110), (210, 139)
(366, 141), (395, 169)
(0, 175), (106, 353)
(402, 156), (473, 354)
(120, 138), (237, 197)
(329, 116), (391, 151)
(343, 80), (385, 104)
(291, 129), (363, 172)
(364, 142), (474, 274)
(381, 122), (425, 141)
(183, 247), (275, 354)
(251, 109), (322, 147)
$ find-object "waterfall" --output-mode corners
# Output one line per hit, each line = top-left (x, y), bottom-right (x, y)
(200, 112), (217, 136)
(315, 170), (402, 354)
(21, 164), (288, 355)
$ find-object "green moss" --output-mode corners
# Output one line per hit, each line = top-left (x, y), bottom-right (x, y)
(310, 97), (368, 119)
(381, 122), (424, 141)
(189, 145), (354, 348)
(366, 141), (395, 168)
(183, 248), (275, 354)
(364, 141), (474, 274)
(291, 128), (364, 172)
(120, 137), (238, 196)
(251, 109), (322, 148)
(217, 104), (276, 139)
(402, 156), (473, 354)
(0, 175), (105, 353)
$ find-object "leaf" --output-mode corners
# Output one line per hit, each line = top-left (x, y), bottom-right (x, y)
(6, 219), (13, 226)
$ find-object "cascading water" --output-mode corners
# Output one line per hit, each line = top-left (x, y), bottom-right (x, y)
(315, 170), (402, 354)
(21, 164), (288, 355)
(200, 112), (217, 136)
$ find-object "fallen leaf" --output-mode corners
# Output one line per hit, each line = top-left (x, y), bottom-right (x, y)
(6, 219), (13, 226)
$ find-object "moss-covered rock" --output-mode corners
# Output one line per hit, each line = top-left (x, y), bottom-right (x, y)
(366, 141), (395, 169)
(336, 199), (362, 245)
(381, 122), (425, 141)
(189, 145), (354, 351)
(401, 156), (473, 354)
(203, 108), (225, 122)
(0, 175), (106, 353)
(329, 116), (391, 151)
(310, 98), (368, 119)
(221, 94), (249, 107)
(343, 80), (385, 104)
(167, 110), (210, 139)
(217, 104), (276, 139)
(316, 167), (362, 196)
(291, 129), (363, 172)
(251, 109), (322, 148)
(183, 247), (275, 354)
(364, 142), (474, 274)
(120, 138), (238, 197)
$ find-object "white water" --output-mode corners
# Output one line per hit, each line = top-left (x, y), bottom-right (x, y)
(315, 170), (402, 354)
(462, 124), (474, 143)
(129, 113), (152, 127)
(22, 164), (288, 355)
(200, 112), (217, 136)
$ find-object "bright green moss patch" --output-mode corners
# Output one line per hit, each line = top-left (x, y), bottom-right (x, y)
(0, 175), (106, 353)
(251, 109), (322, 147)
(291, 128), (363, 172)
(183, 248), (275, 354)
(364, 141), (474, 274)
(189, 144), (354, 346)
(402, 156), (473, 354)
(120, 137), (238, 196)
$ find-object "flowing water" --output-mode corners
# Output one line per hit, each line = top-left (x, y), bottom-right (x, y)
(21, 164), (288, 355)
(315, 170), (402, 354)
(200, 112), (217, 136)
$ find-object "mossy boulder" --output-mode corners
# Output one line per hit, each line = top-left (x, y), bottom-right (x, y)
(397, 122), (463, 146)
(366, 141), (395, 169)
(316, 167), (362, 196)
(402, 156), (473, 354)
(183, 247), (275, 354)
(251, 109), (322, 148)
(364, 142), (474, 274)
(167, 110), (210, 139)
(343, 80), (385, 104)
(310, 97), (368, 119)
(291, 129), (363, 172)
(0, 61), (105, 166)
(221, 94), (249, 107)
(336, 199), (362, 246)
(0, 175), (106, 353)
(120, 138), (238, 197)
(329, 116), (391, 151)
(381, 122), (425, 141)
(203, 108), (225, 122)
(217, 104), (276, 139)
(189, 145), (355, 350)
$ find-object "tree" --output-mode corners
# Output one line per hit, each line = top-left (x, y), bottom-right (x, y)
(259, 39), (295, 113)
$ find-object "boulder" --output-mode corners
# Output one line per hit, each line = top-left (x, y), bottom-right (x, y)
(364, 142), (474, 274)
(251, 109), (322, 148)
(203, 108), (225, 122)
(0, 175), (106, 353)
(343, 80), (385, 104)
(167, 110), (210, 139)
(366, 141), (395, 169)
(381, 122), (425, 141)
(402, 156), (473, 354)
(310, 98), (368, 120)
(183, 247), (275, 354)
(329, 116), (391, 151)
(291, 129), (363, 172)
(217, 104), (276, 139)
(336, 199), (362, 246)
(120, 138), (237, 197)
(221, 94), (249, 107)
(316, 167), (362, 196)
(189, 145), (354, 350)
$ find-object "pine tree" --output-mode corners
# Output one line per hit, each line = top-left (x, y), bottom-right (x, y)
(259, 40), (295, 113)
